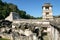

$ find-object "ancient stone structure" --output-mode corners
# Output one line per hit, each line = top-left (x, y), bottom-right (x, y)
(0, 3), (60, 40)
(42, 3), (53, 20)
(5, 12), (20, 21)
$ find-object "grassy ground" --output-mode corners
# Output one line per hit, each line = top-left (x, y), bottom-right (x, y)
(0, 38), (10, 40)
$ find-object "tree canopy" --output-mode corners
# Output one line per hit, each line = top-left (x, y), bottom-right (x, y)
(0, 0), (42, 19)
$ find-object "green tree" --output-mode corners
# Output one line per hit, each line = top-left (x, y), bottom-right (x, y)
(0, 0), (38, 19)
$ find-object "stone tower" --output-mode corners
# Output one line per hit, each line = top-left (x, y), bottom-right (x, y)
(42, 3), (53, 20)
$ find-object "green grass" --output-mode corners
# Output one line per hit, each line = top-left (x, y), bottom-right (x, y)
(0, 38), (10, 40)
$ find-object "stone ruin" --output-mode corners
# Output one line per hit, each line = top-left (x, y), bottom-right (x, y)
(0, 3), (60, 40)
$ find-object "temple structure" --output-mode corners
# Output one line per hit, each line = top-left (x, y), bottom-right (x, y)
(0, 3), (60, 40)
(42, 3), (53, 20)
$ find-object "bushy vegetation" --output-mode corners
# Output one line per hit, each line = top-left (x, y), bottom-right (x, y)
(53, 15), (60, 18)
(0, 0), (42, 19)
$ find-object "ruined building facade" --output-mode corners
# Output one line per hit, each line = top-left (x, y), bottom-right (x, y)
(0, 3), (60, 40)
(42, 3), (53, 20)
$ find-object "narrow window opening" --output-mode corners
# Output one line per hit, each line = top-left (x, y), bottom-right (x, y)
(45, 7), (49, 10)
(46, 12), (49, 16)
(46, 18), (49, 20)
